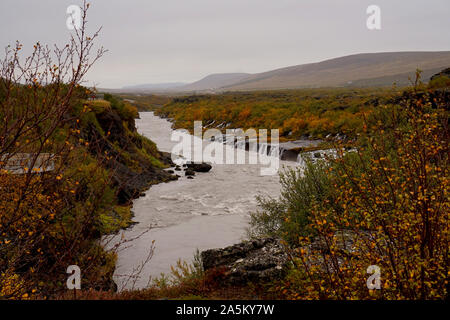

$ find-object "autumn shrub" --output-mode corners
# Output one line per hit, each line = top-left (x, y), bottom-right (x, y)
(0, 143), (121, 298)
(249, 159), (334, 245)
(156, 88), (392, 139)
(281, 86), (448, 299)
(159, 249), (205, 288)
(0, 2), (125, 299)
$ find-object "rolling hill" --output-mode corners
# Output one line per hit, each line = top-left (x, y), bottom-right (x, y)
(223, 51), (450, 91)
(121, 82), (187, 92)
(176, 73), (251, 91)
(117, 51), (450, 93)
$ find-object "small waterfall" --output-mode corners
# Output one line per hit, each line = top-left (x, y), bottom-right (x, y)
(258, 143), (269, 156)
(204, 130), (335, 163)
(296, 153), (307, 167)
(249, 141), (258, 153)
(279, 147), (286, 160)
(236, 140), (246, 150)
(223, 134), (235, 146)
(269, 145), (280, 158)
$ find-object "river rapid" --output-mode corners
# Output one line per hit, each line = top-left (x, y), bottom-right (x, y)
(111, 112), (299, 290)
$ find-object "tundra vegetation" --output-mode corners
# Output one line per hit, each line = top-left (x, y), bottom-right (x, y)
(250, 79), (449, 299)
(153, 87), (396, 141)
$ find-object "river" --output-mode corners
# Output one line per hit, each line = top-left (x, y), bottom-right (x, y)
(111, 112), (298, 290)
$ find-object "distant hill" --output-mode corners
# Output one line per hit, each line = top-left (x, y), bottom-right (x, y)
(176, 73), (251, 92)
(121, 82), (187, 92)
(223, 52), (450, 91)
(118, 51), (450, 93)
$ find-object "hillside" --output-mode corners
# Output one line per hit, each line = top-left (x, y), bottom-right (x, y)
(119, 51), (450, 93)
(121, 82), (187, 92)
(224, 51), (450, 90)
(176, 73), (251, 92)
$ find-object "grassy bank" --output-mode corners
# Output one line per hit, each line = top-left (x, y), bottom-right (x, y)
(153, 87), (399, 140)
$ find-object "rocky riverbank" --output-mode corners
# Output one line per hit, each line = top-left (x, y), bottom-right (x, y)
(82, 99), (180, 205)
(171, 162), (213, 179)
(199, 231), (371, 285)
(201, 238), (290, 284)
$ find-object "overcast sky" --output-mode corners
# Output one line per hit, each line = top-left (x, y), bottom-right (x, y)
(1, 0), (449, 88)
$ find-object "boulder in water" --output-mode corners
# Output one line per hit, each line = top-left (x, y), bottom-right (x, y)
(186, 162), (212, 173)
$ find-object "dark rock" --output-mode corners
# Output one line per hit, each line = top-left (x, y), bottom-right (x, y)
(201, 238), (289, 284)
(185, 169), (195, 176)
(167, 170), (175, 174)
(175, 166), (182, 171)
(430, 67), (450, 81)
(186, 162), (212, 173)
(314, 152), (321, 158)
(105, 158), (177, 204)
(187, 176), (194, 179)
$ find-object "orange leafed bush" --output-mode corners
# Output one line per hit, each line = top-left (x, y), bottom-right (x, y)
(288, 88), (449, 299)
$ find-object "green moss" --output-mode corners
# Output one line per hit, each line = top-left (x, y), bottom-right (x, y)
(99, 205), (134, 234)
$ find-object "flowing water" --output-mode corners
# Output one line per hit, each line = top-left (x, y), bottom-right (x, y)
(111, 112), (299, 290)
